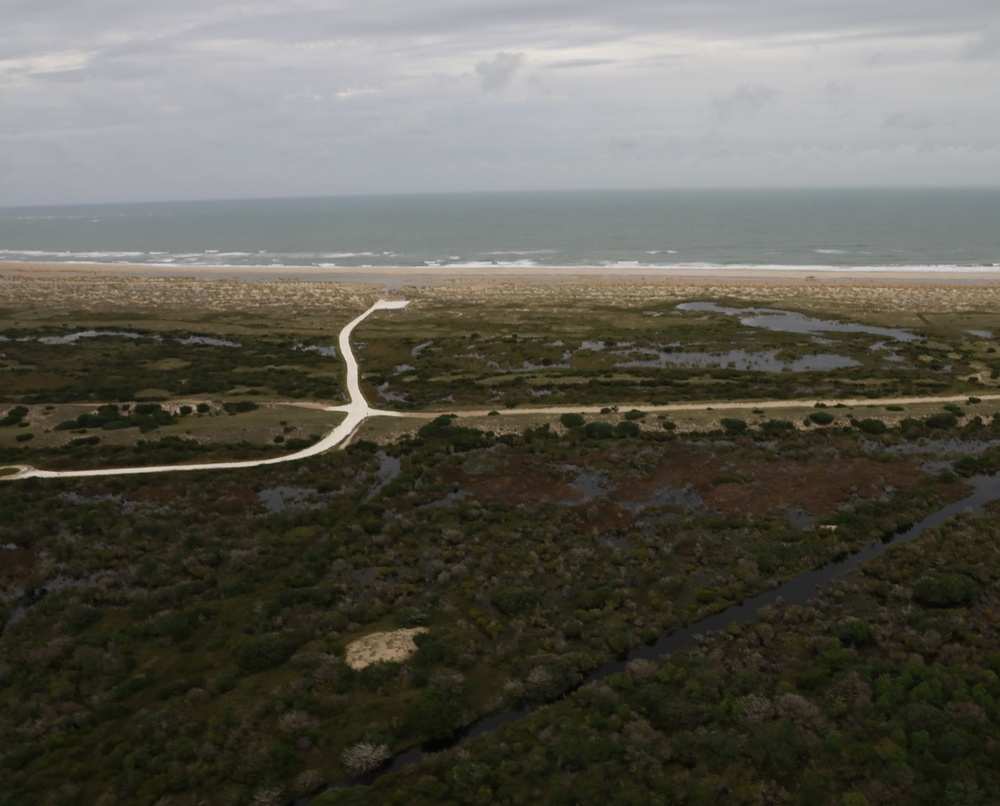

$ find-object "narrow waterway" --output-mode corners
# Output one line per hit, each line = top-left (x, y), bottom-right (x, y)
(310, 473), (999, 800)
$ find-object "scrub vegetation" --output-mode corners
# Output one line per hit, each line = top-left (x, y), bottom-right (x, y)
(3, 272), (1000, 805)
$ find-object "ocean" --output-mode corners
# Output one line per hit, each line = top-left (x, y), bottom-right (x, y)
(0, 188), (997, 276)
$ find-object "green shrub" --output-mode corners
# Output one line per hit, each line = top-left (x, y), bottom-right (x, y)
(912, 574), (981, 607)
(851, 418), (887, 435)
(808, 411), (836, 425)
(720, 418), (747, 435)
(559, 413), (586, 428)
(614, 420), (640, 438)
(924, 412), (958, 430)
(624, 409), (646, 420)
(760, 419), (795, 436)
(492, 585), (541, 615)
(222, 400), (259, 414)
(233, 632), (307, 673)
(583, 422), (614, 440)
(0, 405), (28, 426)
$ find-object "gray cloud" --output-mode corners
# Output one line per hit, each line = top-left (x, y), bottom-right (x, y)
(711, 84), (779, 123)
(883, 112), (935, 130)
(475, 52), (523, 91)
(824, 81), (855, 98)
(1, 0), (998, 204)
(959, 16), (1000, 59)
(548, 58), (619, 70)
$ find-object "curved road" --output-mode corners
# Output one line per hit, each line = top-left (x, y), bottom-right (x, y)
(0, 299), (409, 481)
(4, 297), (999, 479)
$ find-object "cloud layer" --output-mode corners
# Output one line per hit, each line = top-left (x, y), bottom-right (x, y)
(1, 1), (998, 203)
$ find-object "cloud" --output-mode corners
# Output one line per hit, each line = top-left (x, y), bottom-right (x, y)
(711, 83), (779, 122)
(959, 16), (1000, 60)
(823, 81), (855, 98)
(547, 58), (619, 70)
(475, 51), (523, 91)
(883, 112), (934, 130)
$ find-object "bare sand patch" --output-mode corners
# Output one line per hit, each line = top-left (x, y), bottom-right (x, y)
(345, 628), (426, 669)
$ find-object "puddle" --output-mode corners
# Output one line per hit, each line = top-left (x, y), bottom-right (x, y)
(258, 486), (324, 513)
(422, 490), (470, 509)
(785, 506), (818, 530)
(296, 344), (337, 358)
(59, 491), (143, 514)
(678, 302), (918, 342)
(871, 341), (907, 363)
(411, 341), (433, 358)
(394, 364), (416, 374)
(37, 330), (146, 345)
(4, 574), (100, 625)
(967, 330), (993, 339)
(176, 335), (241, 348)
(554, 466), (617, 499)
(864, 438), (1000, 459)
(619, 485), (703, 515)
(614, 348), (859, 373)
(377, 383), (409, 403)
(367, 452), (402, 498)
(12, 331), (243, 349)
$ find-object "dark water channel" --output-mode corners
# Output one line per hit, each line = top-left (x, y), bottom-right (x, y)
(306, 473), (1000, 800)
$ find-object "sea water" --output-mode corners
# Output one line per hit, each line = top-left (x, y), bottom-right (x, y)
(0, 188), (997, 276)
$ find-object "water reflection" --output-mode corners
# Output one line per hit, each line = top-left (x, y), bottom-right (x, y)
(615, 347), (859, 372)
(678, 301), (918, 342)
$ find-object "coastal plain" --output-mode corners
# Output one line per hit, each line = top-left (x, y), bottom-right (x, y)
(3, 264), (1000, 805)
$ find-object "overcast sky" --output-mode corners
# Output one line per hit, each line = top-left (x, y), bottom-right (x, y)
(2, 0), (998, 205)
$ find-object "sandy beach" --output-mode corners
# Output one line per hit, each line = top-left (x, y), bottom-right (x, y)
(3, 259), (1000, 287)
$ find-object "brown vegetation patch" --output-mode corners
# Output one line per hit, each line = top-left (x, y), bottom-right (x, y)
(203, 486), (259, 515)
(699, 457), (926, 517)
(446, 456), (583, 505)
(576, 499), (637, 532)
(607, 445), (927, 518)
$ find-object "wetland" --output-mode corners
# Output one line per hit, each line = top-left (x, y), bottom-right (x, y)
(3, 269), (1000, 805)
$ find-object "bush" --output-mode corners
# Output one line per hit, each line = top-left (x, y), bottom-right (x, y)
(492, 585), (541, 615)
(720, 418), (747, 435)
(341, 742), (391, 776)
(623, 409), (646, 420)
(851, 418), (887, 435)
(760, 419), (795, 436)
(583, 422), (614, 440)
(912, 574), (981, 607)
(559, 413), (586, 428)
(808, 411), (836, 425)
(614, 420), (640, 438)
(0, 405), (28, 426)
(222, 400), (259, 414)
(924, 412), (958, 430)
(233, 632), (307, 673)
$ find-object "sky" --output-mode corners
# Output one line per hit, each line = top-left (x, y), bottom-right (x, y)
(1, 0), (998, 205)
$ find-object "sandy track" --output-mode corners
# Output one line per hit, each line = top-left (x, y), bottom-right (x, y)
(1, 300), (409, 480)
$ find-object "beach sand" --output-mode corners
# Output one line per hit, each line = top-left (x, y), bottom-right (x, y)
(3, 259), (1000, 286)
(4, 261), (1000, 329)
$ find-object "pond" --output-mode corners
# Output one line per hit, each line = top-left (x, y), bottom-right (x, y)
(677, 301), (918, 342)
(614, 347), (859, 372)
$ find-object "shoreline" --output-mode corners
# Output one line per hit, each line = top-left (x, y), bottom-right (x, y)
(3, 260), (1000, 287)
